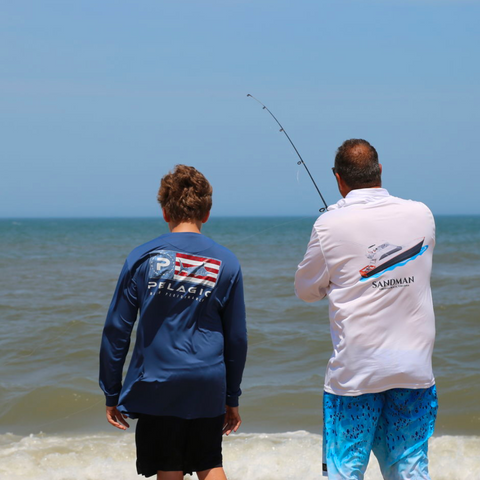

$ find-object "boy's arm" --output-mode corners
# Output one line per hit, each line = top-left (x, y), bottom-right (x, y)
(223, 405), (241, 436)
(99, 260), (139, 409)
(221, 268), (248, 410)
(106, 405), (130, 430)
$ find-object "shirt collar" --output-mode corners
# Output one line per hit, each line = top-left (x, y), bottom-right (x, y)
(328, 188), (390, 210)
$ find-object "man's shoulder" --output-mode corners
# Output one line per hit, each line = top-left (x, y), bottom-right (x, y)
(324, 192), (433, 215)
(387, 195), (434, 216)
(314, 193), (434, 231)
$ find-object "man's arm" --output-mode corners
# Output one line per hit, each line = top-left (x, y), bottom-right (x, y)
(99, 260), (139, 418)
(295, 226), (330, 302)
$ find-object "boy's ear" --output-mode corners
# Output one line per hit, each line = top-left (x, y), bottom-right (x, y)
(202, 211), (210, 224)
(162, 208), (170, 223)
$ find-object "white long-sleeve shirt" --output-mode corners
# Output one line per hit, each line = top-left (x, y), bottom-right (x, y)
(295, 188), (436, 396)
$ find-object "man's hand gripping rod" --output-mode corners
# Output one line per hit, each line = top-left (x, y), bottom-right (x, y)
(247, 94), (328, 212)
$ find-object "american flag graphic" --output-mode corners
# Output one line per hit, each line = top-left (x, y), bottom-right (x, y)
(174, 253), (222, 288)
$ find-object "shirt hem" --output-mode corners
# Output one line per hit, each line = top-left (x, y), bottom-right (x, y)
(324, 379), (435, 396)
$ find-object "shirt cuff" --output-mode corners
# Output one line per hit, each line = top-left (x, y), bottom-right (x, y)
(105, 394), (120, 407)
(226, 389), (241, 407)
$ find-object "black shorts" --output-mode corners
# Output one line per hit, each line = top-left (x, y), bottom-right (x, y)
(135, 414), (225, 477)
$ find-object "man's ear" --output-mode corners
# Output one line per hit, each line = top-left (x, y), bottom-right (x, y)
(202, 211), (210, 224)
(335, 173), (351, 198)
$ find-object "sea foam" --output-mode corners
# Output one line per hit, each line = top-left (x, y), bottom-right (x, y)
(0, 431), (479, 480)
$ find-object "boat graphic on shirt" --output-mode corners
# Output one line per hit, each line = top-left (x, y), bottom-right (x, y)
(359, 238), (425, 278)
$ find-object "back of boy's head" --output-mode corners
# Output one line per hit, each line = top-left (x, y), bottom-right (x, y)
(157, 165), (213, 222)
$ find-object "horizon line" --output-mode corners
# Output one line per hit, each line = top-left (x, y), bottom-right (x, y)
(1, 213), (479, 220)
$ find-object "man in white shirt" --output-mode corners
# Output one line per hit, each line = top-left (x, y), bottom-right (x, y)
(295, 139), (438, 480)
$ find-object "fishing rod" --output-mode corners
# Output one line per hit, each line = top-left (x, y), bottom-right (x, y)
(247, 94), (329, 212)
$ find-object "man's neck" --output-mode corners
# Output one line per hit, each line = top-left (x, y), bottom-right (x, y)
(342, 184), (382, 198)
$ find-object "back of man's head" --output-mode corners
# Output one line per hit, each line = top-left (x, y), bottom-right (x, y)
(334, 139), (381, 190)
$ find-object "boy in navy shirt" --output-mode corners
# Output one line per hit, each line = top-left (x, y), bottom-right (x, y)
(100, 165), (248, 479)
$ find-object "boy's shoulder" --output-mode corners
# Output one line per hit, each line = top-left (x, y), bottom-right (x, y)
(126, 233), (241, 272)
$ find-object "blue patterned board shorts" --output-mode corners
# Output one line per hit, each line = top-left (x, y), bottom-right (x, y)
(323, 386), (438, 480)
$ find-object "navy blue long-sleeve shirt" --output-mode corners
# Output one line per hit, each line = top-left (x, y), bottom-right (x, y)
(99, 232), (247, 419)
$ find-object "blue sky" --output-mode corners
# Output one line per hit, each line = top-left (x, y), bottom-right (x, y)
(1, 0), (479, 218)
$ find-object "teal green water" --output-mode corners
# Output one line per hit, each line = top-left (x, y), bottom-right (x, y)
(0, 216), (479, 436)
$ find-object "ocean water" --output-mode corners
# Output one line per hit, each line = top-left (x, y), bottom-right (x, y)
(0, 216), (479, 479)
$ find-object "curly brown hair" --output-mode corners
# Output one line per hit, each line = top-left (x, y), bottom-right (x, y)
(157, 165), (213, 222)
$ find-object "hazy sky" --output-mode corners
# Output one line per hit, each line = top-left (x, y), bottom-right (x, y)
(1, 0), (479, 218)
